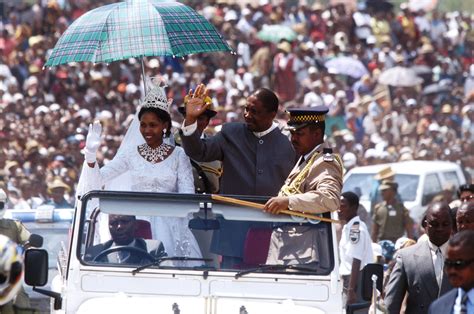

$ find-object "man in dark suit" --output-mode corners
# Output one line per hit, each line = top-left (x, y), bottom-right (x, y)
(428, 230), (474, 314)
(385, 201), (453, 314)
(85, 215), (164, 264)
(181, 85), (295, 268)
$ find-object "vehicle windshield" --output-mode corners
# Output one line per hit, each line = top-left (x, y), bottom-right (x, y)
(78, 191), (335, 276)
(343, 174), (419, 202)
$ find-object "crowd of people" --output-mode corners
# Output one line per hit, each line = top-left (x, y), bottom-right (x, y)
(0, 0), (473, 208)
(0, 1), (474, 312)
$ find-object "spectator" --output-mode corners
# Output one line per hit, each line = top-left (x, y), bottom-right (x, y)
(428, 230), (474, 314)
(385, 201), (453, 314)
(456, 202), (474, 232)
(458, 184), (474, 203)
(45, 177), (73, 209)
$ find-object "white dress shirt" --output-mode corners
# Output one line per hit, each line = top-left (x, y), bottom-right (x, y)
(453, 288), (474, 314)
(428, 240), (448, 289)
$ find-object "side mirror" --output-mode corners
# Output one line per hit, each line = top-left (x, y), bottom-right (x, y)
(27, 234), (44, 248)
(24, 248), (63, 310)
(24, 249), (48, 286)
(188, 217), (220, 230)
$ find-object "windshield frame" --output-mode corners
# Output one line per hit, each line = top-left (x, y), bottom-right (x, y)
(77, 191), (335, 277)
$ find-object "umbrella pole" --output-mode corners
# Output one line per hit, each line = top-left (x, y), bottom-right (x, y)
(141, 57), (147, 95)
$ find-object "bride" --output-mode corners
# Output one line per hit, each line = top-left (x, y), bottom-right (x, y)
(77, 77), (202, 263)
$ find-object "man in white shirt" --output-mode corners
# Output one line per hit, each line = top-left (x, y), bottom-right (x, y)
(429, 230), (474, 314)
(338, 191), (374, 306)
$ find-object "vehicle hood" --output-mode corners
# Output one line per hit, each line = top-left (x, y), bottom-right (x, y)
(77, 294), (325, 314)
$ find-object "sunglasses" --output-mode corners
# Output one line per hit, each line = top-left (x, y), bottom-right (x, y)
(460, 195), (474, 202)
(444, 259), (474, 269)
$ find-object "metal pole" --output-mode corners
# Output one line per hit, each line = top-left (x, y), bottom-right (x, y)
(141, 57), (147, 95)
(371, 274), (378, 312)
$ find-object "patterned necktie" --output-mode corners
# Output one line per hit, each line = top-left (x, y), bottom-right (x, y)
(461, 290), (468, 314)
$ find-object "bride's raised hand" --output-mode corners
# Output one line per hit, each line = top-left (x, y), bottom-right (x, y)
(84, 120), (102, 164)
(184, 84), (211, 125)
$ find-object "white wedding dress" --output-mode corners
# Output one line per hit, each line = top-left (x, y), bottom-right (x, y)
(78, 142), (203, 263)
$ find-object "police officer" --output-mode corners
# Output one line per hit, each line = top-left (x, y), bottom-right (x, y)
(338, 191), (374, 307)
(264, 106), (343, 265)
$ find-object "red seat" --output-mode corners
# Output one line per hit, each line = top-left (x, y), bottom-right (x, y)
(134, 219), (152, 239)
(242, 228), (273, 267)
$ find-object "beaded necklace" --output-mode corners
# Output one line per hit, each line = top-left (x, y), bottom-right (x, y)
(137, 142), (172, 163)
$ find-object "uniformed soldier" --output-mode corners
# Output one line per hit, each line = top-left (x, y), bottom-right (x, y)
(0, 188), (33, 310)
(175, 102), (222, 194)
(338, 191), (374, 307)
(371, 180), (414, 243)
(264, 106), (343, 265)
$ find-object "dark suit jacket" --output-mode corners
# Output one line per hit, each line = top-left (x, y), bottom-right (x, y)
(181, 122), (296, 259)
(84, 238), (165, 264)
(428, 288), (458, 314)
(181, 122), (295, 196)
(385, 240), (453, 314)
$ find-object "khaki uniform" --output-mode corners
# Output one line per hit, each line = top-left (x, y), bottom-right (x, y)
(0, 219), (30, 245)
(0, 219), (31, 309)
(189, 160), (222, 194)
(372, 200), (412, 243)
(267, 148), (343, 265)
(281, 149), (343, 213)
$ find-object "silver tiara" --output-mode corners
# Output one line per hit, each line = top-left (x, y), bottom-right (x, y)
(141, 77), (172, 113)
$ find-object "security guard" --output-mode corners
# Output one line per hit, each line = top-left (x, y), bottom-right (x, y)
(264, 106), (343, 265)
(175, 101), (222, 194)
(0, 188), (32, 310)
(338, 191), (374, 307)
(372, 180), (413, 243)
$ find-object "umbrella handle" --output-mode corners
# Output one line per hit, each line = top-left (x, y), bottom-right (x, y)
(141, 57), (147, 95)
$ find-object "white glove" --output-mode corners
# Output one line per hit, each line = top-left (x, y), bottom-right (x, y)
(84, 121), (102, 163)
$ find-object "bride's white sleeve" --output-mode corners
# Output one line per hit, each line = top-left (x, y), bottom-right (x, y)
(176, 147), (195, 194)
(76, 148), (131, 197)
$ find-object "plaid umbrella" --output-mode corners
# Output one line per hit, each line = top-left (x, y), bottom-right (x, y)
(45, 0), (232, 67)
(256, 25), (297, 43)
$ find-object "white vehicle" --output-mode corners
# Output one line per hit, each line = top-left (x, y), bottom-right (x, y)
(343, 160), (466, 222)
(22, 191), (380, 314)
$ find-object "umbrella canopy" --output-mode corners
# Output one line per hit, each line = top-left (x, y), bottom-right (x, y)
(422, 83), (450, 95)
(365, 0), (394, 12)
(378, 66), (423, 87)
(324, 56), (368, 78)
(45, 0), (232, 67)
(409, 0), (438, 12)
(411, 65), (432, 76)
(256, 25), (297, 43)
